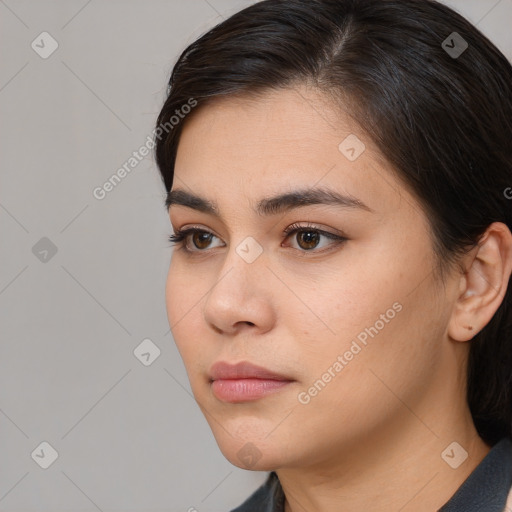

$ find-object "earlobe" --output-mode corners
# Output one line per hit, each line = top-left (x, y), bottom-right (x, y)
(447, 222), (512, 343)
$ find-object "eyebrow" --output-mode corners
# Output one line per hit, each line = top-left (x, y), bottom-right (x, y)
(166, 187), (374, 216)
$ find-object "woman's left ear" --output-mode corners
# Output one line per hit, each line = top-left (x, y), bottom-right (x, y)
(448, 222), (512, 342)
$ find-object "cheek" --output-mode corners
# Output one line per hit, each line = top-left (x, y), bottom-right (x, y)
(165, 260), (203, 357)
(165, 262), (181, 330)
(315, 228), (435, 349)
(287, 283), (438, 451)
(321, 271), (441, 410)
(293, 261), (395, 350)
(294, 246), (438, 389)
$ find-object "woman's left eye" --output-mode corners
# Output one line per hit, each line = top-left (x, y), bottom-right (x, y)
(168, 223), (347, 254)
(282, 223), (347, 252)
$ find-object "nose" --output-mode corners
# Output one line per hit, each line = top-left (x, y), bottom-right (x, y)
(202, 242), (275, 336)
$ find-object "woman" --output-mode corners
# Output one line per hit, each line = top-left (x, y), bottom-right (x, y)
(154, 0), (512, 510)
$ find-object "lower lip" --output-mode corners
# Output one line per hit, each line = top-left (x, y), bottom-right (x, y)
(211, 378), (293, 402)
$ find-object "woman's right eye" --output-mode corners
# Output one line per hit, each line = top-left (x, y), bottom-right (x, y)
(168, 228), (223, 252)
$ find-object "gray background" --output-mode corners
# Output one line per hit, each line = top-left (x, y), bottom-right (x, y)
(0, 1), (511, 511)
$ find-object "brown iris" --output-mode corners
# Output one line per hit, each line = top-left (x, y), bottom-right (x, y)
(296, 230), (320, 250)
(192, 232), (213, 250)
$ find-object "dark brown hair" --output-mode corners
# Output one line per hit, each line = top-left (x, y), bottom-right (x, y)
(154, 0), (512, 445)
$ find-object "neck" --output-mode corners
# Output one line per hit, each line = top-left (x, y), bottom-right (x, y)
(279, 407), (490, 512)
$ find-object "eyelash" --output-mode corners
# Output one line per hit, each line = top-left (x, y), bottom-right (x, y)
(168, 222), (347, 255)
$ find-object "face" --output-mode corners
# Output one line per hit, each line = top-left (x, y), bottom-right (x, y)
(166, 86), (457, 472)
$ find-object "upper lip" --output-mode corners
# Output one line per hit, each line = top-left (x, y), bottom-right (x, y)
(209, 361), (294, 381)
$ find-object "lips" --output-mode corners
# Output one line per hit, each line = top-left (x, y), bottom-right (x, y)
(209, 361), (295, 402)
(209, 361), (293, 382)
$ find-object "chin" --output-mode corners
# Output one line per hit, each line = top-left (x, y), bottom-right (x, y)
(221, 441), (284, 471)
(209, 423), (288, 470)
